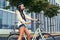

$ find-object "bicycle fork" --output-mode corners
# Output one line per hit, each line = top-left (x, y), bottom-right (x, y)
(38, 28), (46, 40)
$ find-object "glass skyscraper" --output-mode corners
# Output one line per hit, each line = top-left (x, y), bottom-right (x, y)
(0, 9), (18, 29)
(0, 0), (6, 8)
(44, 0), (60, 33)
(0, 0), (17, 30)
(31, 0), (60, 33)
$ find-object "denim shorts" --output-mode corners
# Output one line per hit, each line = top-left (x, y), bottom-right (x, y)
(19, 24), (26, 28)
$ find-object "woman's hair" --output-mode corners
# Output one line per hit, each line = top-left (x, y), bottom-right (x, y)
(17, 3), (26, 21)
(17, 2), (22, 11)
(18, 6), (21, 11)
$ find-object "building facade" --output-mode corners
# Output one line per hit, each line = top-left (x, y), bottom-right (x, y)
(31, 0), (60, 33)
(0, 8), (18, 29)
(44, 0), (60, 33)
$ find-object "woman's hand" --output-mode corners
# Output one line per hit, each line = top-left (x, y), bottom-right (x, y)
(33, 19), (38, 21)
(25, 22), (31, 24)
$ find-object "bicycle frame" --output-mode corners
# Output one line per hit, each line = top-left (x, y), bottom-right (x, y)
(32, 22), (46, 40)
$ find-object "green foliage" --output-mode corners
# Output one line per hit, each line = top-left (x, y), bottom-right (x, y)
(44, 4), (60, 18)
(28, 0), (49, 13)
(6, 0), (60, 18)
(5, 6), (10, 9)
(6, 0), (33, 8)
(9, 0), (20, 7)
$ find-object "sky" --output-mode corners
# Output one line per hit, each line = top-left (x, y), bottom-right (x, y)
(55, 0), (60, 6)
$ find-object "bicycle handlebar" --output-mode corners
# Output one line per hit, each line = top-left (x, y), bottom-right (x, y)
(32, 19), (41, 24)
(37, 19), (40, 21)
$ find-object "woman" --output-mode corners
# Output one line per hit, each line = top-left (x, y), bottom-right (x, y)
(16, 3), (37, 40)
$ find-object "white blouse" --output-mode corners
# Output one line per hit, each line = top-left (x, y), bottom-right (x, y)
(16, 10), (31, 27)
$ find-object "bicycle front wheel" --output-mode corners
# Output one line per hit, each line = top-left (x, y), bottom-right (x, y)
(36, 33), (55, 40)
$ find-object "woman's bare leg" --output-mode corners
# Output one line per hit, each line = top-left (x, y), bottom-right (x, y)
(24, 27), (31, 40)
(18, 27), (25, 40)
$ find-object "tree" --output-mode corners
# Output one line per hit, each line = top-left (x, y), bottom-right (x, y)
(6, 0), (60, 17)
(44, 4), (60, 18)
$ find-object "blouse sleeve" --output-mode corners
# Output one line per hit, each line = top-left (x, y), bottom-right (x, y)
(16, 10), (26, 24)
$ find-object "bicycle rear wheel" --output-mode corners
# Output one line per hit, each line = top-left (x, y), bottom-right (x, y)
(8, 34), (25, 40)
(8, 34), (18, 40)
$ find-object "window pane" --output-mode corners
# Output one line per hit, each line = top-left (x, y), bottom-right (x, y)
(0, 0), (5, 8)
(11, 13), (15, 25)
(8, 13), (12, 28)
(2, 11), (8, 29)
(0, 19), (2, 29)
(2, 11), (8, 24)
(0, 10), (3, 18)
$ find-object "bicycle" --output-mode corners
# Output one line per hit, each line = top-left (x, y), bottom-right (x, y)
(8, 19), (55, 40)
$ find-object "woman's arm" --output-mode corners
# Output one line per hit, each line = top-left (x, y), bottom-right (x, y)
(16, 10), (31, 24)
(24, 13), (37, 21)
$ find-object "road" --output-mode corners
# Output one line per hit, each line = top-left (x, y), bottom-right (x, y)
(0, 36), (60, 40)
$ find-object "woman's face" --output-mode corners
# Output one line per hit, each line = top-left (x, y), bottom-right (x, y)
(20, 4), (25, 10)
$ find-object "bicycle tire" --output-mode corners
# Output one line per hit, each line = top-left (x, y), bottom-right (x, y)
(36, 35), (46, 40)
(8, 34), (18, 40)
(8, 34), (26, 40)
(36, 33), (55, 40)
